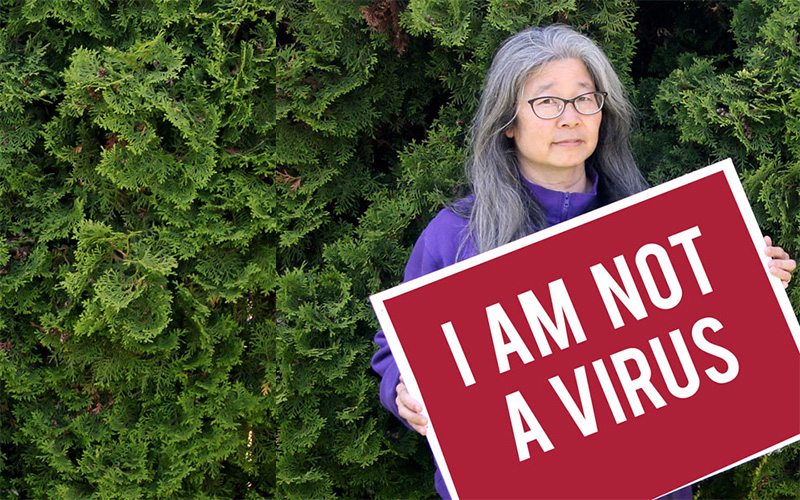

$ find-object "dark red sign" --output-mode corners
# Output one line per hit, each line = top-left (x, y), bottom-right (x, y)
(371, 160), (800, 499)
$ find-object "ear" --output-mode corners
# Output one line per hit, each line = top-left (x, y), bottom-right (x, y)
(504, 125), (515, 139)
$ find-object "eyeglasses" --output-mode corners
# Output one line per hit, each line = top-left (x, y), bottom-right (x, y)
(527, 91), (608, 119)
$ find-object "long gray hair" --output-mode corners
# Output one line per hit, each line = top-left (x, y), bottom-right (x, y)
(461, 24), (648, 254)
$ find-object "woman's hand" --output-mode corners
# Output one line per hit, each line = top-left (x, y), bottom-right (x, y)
(765, 236), (796, 288)
(396, 375), (429, 436)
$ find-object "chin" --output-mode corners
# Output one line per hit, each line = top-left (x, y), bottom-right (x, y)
(553, 156), (590, 170)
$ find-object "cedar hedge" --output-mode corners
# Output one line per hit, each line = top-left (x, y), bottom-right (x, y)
(1, 1), (273, 497)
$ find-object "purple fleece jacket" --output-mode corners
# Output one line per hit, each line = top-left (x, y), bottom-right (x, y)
(371, 170), (692, 500)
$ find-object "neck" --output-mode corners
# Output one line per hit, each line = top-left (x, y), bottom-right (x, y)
(519, 165), (589, 193)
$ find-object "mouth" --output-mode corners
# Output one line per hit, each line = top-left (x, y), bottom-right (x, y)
(553, 139), (583, 146)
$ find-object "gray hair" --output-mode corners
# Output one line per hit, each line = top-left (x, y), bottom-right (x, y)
(460, 24), (648, 254)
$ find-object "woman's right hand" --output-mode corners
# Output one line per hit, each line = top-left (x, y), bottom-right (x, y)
(396, 375), (429, 436)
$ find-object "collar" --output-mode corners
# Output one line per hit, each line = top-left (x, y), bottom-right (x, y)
(521, 167), (599, 226)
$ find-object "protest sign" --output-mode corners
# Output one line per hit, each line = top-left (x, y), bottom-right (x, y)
(370, 159), (800, 499)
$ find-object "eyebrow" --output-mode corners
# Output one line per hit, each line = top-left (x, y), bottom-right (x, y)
(533, 81), (595, 94)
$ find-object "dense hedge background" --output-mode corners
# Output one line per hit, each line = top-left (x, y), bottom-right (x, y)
(1, 1), (273, 497)
(276, 0), (799, 498)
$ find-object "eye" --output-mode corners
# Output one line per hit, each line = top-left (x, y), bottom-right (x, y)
(575, 94), (593, 103)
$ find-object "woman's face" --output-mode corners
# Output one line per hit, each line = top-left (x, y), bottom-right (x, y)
(504, 58), (602, 188)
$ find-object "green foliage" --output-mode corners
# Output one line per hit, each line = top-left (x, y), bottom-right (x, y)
(276, 0), (800, 498)
(0, 0), (272, 497)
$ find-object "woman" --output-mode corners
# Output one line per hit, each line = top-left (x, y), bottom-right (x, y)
(372, 24), (796, 499)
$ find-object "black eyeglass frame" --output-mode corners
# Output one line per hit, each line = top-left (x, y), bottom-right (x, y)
(526, 91), (608, 120)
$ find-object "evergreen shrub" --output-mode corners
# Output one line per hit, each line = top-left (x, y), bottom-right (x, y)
(0, 1), (273, 497)
(277, 0), (799, 498)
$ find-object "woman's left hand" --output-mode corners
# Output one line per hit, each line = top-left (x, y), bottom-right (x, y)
(765, 236), (796, 288)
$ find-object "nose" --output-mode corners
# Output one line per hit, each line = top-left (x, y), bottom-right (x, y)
(557, 102), (582, 127)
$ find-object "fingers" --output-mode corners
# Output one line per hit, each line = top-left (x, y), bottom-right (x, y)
(764, 236), (796, 288)
(769, 259), (797, 288)
(764, 242), (790, 261)
(396, 376), (428, 435)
